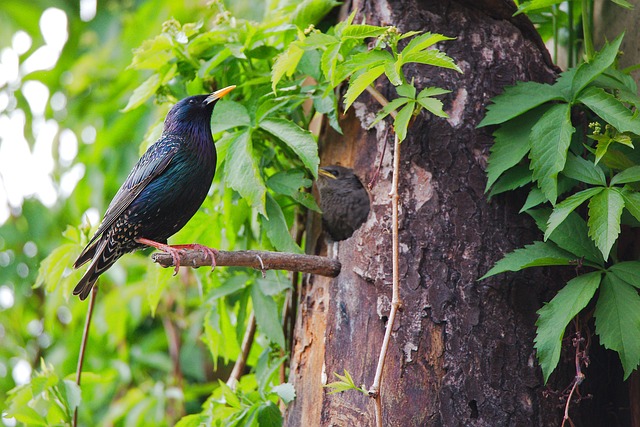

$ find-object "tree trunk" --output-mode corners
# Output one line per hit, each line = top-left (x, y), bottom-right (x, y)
(284, 1), (613, 425)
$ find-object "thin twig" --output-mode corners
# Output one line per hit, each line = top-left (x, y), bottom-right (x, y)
(152, 249), (340, 278)
(227, 312), (257, 391)
(73, 285), (98, 427)
(368, 132), (403, 427)
(365, 86), (397, 119)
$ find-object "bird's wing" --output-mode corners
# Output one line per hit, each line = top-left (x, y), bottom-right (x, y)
(82, 138), (180, 251)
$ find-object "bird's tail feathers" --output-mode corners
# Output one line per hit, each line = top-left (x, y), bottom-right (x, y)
(73, 238), (100, 269)
(73, 239), (120, 300)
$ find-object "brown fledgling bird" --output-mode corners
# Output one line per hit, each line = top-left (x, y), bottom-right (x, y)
(316, 165), (370, 242)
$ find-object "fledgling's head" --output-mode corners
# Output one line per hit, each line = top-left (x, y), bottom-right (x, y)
(164, 85), (235, 133)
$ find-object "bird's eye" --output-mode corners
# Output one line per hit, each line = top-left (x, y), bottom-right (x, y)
(188, 98), (197, 104)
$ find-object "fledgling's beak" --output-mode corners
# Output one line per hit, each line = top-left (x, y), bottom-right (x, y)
(318, 167), (337, 179)
(205, 85), (236, 104)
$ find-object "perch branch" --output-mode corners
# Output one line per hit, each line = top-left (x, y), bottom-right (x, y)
(227, 311), (257, 391)
(152, 250), (341, 277)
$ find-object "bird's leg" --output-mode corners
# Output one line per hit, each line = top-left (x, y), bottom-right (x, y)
(135, 237), (184, 275)
(169, 244), (218, 271)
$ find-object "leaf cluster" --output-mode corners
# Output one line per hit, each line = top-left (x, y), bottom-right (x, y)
(481, 33), (640, 381)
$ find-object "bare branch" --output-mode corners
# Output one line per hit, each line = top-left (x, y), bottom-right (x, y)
(74, 285), (98, 427)
(151, 249), (341, 277)
(227, 312), (257, 391)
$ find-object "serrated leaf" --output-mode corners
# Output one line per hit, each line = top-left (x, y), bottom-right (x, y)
(570, 34), (624, 99)
(333, 50), (393, 87)
(210, 100), (251, 134)
(369, 97), (410, 128)
(394, 102), (415, 142)
(535, 271), (602, 383)
(610, 166), (640, 186)
(529, 103), (575, 204)
(384, 60), (403, 86)
(264, 193), (303, 254)
(417, 97), (448, 118)
(325, 370), (367, 395)
(341, 24), (387, 39)
(129, 34), (173, 70)
(544, 187), (603, 240)
(395, 84), (416, 99)
(122, 73), (161, 112)
(401, 50), (462, 73)
(595, 273), (640, 379)
(487, 165), (532, 198)
(272, 43), (304, 91)
(251, 283), (285, 348)
(259, 118), (319, 177)
(578, 86), (640, 135)
(418, 87), (450, 98)
(479, 241), (577, 280)
(528, 209), (604, 266)
(271, 383), (296, 403)
(266, 170), (320, 212)
(587, 187), (625, 260)
(321, 42), (342, 85)
(621, 189), (640, 222)
(223, 131), (266, 216)
(344, 64), (385, 111)
(479, 80), (565, 127)
(609, 261), (640, 289)
(562, 154), (606, 186)
(401, 32), (454, 56)
(485, 110), (539, 190)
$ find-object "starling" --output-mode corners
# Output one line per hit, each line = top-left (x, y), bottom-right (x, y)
(72, 86), (235, 300)
(316, 165), (370, 242)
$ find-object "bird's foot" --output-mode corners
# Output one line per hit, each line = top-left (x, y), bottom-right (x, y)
(170, 244), (218, 271)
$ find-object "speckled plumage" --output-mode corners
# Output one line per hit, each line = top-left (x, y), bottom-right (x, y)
(73, 88), (234, 300)
(316, 165), (370, 242)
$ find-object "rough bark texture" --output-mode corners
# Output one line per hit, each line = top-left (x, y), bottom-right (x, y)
(284, 1), (600, 426)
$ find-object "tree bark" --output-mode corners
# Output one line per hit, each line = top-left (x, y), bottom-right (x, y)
(284, 1), (589, 425)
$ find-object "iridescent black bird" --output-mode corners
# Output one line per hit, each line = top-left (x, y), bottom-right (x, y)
(72, 86), (235, 300)
(316, 165), (370, 242)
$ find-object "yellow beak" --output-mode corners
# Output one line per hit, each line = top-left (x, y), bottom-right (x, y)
(205, 85), (236, 104)
(318, 168), (336, 179)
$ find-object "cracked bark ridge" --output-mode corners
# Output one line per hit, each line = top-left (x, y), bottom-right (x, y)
(284, 1), (582, 426)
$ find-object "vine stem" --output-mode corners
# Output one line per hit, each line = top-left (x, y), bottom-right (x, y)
(226, 311), (256, 390)
(73, 285), (98, 427)
(368, 131), (403, 427)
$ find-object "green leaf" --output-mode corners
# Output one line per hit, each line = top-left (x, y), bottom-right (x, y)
(175, 414), (207, 427)
(544, 187), (604, 240)
(479, 241), (577, 280)
(609, 262), (640, 289)
(395, 84), (416, 99)
(417, 97), (448, 118)
(529, 209), (604, 266)
(401, 49), (462, 73)
(401, 32), (454, 56)
(529, 103), (575, 204)
(587, 187), (625, 260)
(535, 271), (602, 383)
(516, 0), (565, 15)
(621, 189), (640, 222)
(257, 402), (283, 427)
(271, 383), (296, 404)
(210, 100), (251, 134)
(394, 102), (415, 142)
(570, 34), (624, 99)
(264, 193), (303, 254)
(344, 64), (385, 111)
(325, 370), (367, 395)
(479, 81), (565, 127)
(251, 283), (286, 348)
(611, 166), (640, 186)
(223, 130), (266, 216)
(562, 154), (606, 186)
(272, 43), (304, 91)
(267, 170), (320, 212)
(578, 86), (640, 135)
(341, 24), (387, 39)
(369, 97), (410, 128)
(145, 262), (173, 317)
(321, 42), (342, 85)
(333, 50), (393, 87)
(610, 0), (633, 8)
(487, 165), (532, 198)
(291, 0), (340, 28)
(122, 73), (161, 112)
(595, 273), (640, 379)
(129, 34), (173, 70)
(418, 87), (450, 98)
(259, 118), (319, 177)
(485, 110), (537, 190)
